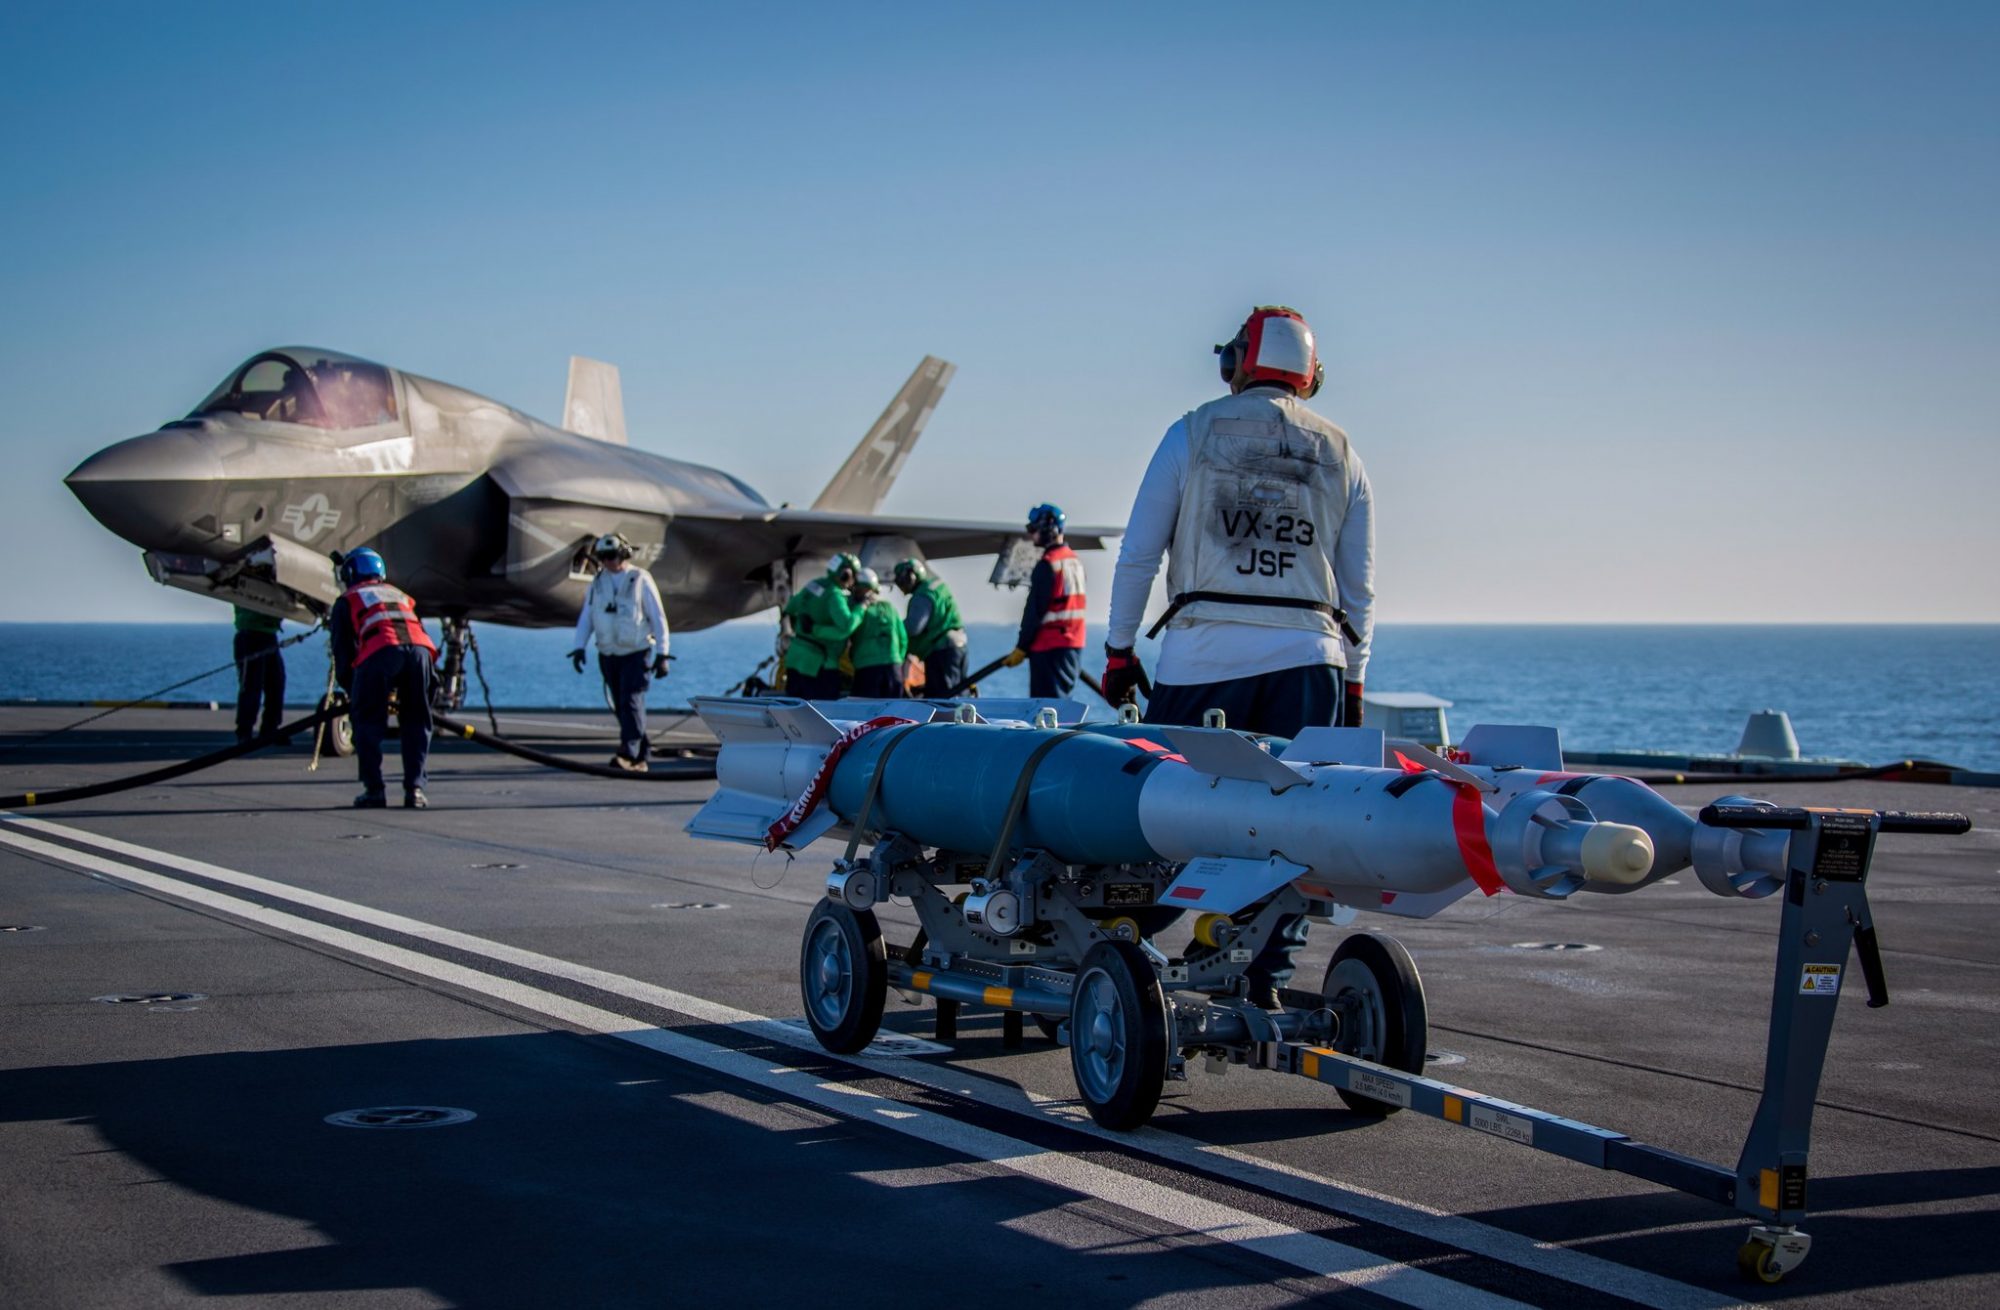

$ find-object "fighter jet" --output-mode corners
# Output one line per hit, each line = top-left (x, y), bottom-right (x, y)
(67, 346), (1111, 697)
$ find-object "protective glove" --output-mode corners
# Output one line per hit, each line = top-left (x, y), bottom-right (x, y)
(652, 654), (671, 678)
(1001, 647), (1027, 668)
(1101, 646), (1145, 706)
(568, 648), (586, 674)
(1342, 681), (1366, 728)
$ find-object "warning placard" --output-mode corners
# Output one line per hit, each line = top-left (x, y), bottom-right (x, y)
(1800, 963), (1843, 996)
(1469, 1104), (1535, 1145)
(1348, 1069), (1412, 1109)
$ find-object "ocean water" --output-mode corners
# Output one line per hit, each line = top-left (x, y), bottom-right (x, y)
(1, 622), (1994, 770)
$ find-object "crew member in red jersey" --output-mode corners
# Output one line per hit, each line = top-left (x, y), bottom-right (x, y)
(1002, 503), (1088, 698)
(330, 547), (439, 810)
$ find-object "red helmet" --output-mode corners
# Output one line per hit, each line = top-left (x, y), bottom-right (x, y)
(1216, 305), (1323, 397)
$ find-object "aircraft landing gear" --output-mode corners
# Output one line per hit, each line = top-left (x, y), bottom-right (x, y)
(434, 617), (470, 712)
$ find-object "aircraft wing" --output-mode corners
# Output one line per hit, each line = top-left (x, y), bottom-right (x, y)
(677, 506), (1120, 560)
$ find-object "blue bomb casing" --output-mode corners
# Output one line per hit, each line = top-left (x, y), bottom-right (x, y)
(827, 725), (1159, 865)
(679, 699), (1793, 919)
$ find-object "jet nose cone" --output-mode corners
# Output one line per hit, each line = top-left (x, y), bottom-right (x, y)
(66, 427), (225, 550)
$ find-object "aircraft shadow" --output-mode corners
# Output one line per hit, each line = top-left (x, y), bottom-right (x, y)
(1467, 1171), (2000, 1296)
(0, 1032), (1312, 1309)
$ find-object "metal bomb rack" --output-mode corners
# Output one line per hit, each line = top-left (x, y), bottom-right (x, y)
(800, 768), (1968, 1284)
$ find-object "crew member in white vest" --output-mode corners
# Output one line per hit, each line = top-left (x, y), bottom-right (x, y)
(1100, 305), (1375, 1005)
(566, 532), (670, 772)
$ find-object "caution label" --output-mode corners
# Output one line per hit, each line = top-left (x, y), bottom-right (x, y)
(1469, 1104), (1535, 1145)
(1800, 963), (1843, 996)
(1347, 1069), (1412, 1109)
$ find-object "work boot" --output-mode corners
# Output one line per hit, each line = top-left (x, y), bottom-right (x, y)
(353, 790), (387, 809)
(611, 755), (649, 773)
(404, 788), (428, 810)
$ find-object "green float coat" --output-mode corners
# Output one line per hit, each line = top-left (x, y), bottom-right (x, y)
(782, 579), (862, 676)
(852, 599), (909, 669)
(904, 577), (961, 659)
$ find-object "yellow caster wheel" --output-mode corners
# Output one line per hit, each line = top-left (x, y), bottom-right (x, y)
(1192, 912), (1233, 948)
(1099, 915), (1140, 943)
(1736, 1228), (1809, 1284)
(1737, 1241), (1783, 1284)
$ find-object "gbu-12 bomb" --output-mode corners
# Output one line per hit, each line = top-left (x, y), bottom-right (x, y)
(678, 699), (1800, 919)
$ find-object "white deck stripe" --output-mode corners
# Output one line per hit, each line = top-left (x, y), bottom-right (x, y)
(3, 814), (1752, 1310)
(0, 823), (1521, 1310)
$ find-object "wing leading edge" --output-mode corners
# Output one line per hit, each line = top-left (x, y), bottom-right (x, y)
(676, 505), (1119, 562)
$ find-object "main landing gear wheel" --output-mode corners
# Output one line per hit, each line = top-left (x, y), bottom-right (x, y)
(800, 900), (887, 1054)
(317, 695), (354, 758)
(1324, 932), (1428, 1117)
(1069, 940), (1169, 1130)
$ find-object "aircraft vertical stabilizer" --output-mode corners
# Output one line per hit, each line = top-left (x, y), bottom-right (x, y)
(564, 356), (628, 445)
(811, 355), (956, 514)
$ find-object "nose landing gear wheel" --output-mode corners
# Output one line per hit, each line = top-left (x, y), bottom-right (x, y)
(317, 695), (355, 758)
(800, 900), (887, 1054)
(1324, 932), (1428, 1117)
(1068, 940), (1169, 1130)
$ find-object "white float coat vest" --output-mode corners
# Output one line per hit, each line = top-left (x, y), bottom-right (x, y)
(586, 567), (656, 656)
(1161, 390), (1353, 638)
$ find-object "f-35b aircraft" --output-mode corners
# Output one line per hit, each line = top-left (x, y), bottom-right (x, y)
(66, 346), (1109, 700)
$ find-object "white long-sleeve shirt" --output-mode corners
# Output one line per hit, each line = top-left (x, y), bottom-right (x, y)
(1106, 413), (1374, 687)
(572, 565), (669, 657)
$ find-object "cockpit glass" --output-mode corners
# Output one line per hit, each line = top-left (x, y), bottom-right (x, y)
(192, 350), (399, 430)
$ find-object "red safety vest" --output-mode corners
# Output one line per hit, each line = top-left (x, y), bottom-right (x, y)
(344, 583), (438, 667)
(1029, 544), (1088, 652)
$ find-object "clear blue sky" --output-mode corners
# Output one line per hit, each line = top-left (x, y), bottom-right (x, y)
(2, 1), (1993, 624)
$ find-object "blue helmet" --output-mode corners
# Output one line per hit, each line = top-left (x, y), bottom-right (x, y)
(339, 548), (386, 585)
(1026, 503), (1065, 531)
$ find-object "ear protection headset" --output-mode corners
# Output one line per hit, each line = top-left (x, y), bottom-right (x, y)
(1215, 305), (1324, 398)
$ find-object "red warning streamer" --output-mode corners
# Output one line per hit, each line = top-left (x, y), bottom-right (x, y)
(1396, 750), (1505, 897)
(764, 716), (915, 851)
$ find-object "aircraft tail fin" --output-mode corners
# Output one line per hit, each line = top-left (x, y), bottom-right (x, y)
(564, 356), (628, 445)
(810, 355), (955, 514)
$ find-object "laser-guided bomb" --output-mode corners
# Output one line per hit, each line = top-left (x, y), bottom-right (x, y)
(684, 696), (1972, 1283)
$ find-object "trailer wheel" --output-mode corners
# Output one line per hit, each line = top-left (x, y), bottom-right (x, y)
(1069, 940), (1169, 1130)
(1324, 932), (1428, 1117)
(317, 695), (355, 758)
(800, 900), (887, 1054)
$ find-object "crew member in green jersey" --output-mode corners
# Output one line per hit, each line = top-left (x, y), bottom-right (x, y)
(780, 553), (863, 699)
(847, 568), (909, 699)
(892, 558), (968, 696)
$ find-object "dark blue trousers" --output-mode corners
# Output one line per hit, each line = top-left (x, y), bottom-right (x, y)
(1144, 663), (1342, 738)
(1145, 667), (1348, 997)
(923, 641), (969, 697)
(352, 646), (434, 796)
(233, 630), (286, 739)
(786, 668), (843, 700)
(850, 664), (904, 699)
(1027, 647), (1081, 698)
(599, 650), (653, 761)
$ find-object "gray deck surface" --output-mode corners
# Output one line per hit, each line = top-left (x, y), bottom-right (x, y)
(2, 705), (1995, 1309)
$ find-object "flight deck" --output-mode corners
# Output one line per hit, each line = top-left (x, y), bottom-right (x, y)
(2, 705), (1996, 1309)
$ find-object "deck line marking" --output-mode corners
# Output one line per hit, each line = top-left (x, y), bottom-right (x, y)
(3, 814), (1751, 1310)
(0, 824), (1523, 1310)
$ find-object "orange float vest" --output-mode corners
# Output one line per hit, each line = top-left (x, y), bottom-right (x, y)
(1028, 544), (1087, 652)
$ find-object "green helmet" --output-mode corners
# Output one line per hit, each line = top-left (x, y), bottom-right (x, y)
(892, 558), (927, 585)
(827, 552), (862, 577)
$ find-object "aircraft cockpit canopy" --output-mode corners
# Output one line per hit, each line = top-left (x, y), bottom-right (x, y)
(193, 349), (400, 430)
